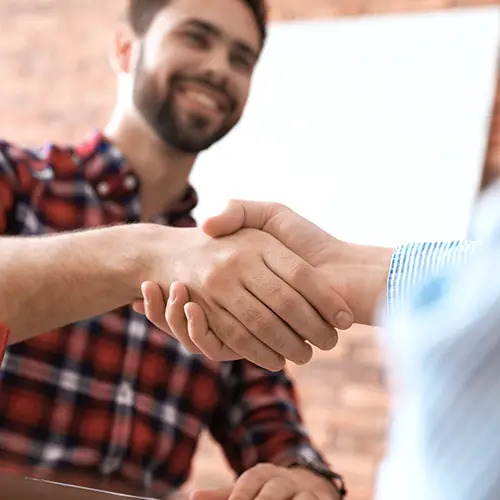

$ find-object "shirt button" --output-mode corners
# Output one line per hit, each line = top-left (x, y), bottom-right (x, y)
(97, 181), (110, 196)
(117, 382), (134, 406)
(123, 175), (137, 191)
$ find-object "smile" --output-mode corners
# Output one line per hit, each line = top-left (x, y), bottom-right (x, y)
(176, 81), (230, 116)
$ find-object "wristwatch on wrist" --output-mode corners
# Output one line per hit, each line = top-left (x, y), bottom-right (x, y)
(288, 453), (347, 498)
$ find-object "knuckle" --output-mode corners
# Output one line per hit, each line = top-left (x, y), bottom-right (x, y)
(252, 463), (277, 477)
(274, 293), (296, 316)
(201, 254), (247, 290)
(289, 259), (310, 281)
(271, 201), (286, 210)
(270, 477), (292, 488)
(200, 268), (225, 290)
(214, 317), (241, 346)
(242, 309), (274, 338)
(268, 333), (286, 353)
(230, 329), (256, 353)
(302, 494), (318, 500)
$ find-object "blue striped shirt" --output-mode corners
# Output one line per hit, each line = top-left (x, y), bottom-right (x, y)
(375, 184), (500, 499)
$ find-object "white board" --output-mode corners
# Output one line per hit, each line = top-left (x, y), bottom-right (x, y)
(191, 7), (500, 247)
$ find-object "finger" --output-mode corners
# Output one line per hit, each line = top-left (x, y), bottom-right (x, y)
(224, 283), (313, 364)
(204, 202), (354, 329)
(165, 282), (202, 354)
(264, 249), (353, 332)
(201, 199), (247, 237)
(244, 269), (336, 354)
(203, 200), (333, 261)
(202, 200), (289, 238)
(228, 464), (285, 500)
(291, 493), (318, 500)
(190, 488), (232, 500)
(200, 301), (286, 371)
(132, 300), (145, 315)
(184, 302), (241, 361)
(227, 471), (265, 500)
(141, 281), (172, 335)
(254, 478), (297, 500)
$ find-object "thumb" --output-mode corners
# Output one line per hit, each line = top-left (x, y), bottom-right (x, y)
(201, 200), (246, 237)
(202, 199), (285, 238)
(190, 487), (232, 500)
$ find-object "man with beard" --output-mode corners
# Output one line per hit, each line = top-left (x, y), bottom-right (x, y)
(0, 0), (347, 499)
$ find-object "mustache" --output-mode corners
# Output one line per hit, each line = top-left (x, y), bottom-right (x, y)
(172, 74), (236, 112)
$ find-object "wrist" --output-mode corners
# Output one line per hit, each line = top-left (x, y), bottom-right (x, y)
(113, 223), (174, 300)
(328, 242), (394, 325)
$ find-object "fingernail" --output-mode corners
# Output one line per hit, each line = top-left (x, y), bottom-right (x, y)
(169, 287), (177, 304)
(335, 310), (353, 330)
(184, 305), (192, 322)
(141, 283), (150, 304)
(323, 334), (338, 350)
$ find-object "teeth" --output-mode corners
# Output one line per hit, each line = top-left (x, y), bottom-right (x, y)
(185, 90), (218, 110)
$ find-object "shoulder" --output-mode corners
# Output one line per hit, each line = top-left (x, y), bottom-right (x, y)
(0, 138), (82, 190)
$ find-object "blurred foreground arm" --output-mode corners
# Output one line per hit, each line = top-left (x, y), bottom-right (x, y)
(375, 187), (498, 500)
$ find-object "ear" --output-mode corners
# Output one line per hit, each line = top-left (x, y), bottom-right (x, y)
(109, 22), (136, 74)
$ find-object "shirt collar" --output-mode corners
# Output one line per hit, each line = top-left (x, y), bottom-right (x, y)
(70, 130), (198, 223)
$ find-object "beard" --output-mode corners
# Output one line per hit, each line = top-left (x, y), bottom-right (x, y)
(132, 46), (239, 154)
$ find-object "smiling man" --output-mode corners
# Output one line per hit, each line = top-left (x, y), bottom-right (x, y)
(0, 1), (346, 499)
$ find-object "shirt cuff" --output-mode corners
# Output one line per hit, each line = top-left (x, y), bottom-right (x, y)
(386, 240), (478, 316)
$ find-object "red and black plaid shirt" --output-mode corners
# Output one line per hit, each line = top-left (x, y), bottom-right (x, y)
(0, 131), (330, 496)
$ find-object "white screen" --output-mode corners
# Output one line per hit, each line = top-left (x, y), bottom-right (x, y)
(191, 7), (500, 247)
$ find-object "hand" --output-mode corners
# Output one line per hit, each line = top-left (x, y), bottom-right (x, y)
(189, 463), (340, 500)
(195, 201), (392, 326)
(136, 226), (354, 371)
(134, 202), (392, 358)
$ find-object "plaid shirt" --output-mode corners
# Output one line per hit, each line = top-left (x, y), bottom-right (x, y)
(0, 131), (330, 496)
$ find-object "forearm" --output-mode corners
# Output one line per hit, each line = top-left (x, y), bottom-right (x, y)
(330, 240), (478, 326)
(0, 223), (160, 343)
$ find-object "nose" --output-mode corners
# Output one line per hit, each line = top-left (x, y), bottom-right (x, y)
(200, 46), (232, 86)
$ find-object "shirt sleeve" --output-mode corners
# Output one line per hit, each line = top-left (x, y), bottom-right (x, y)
(209, 360), (334, 475)
(386, 240), (479, 315)
(375, 184), (500, 500)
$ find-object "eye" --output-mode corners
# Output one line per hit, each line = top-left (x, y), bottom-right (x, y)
(184, 31), (209, 49)
(230, 53), (253, 72)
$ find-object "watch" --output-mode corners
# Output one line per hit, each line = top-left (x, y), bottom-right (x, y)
(288, 453), (347, 498)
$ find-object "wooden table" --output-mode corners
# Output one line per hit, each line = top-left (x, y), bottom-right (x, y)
(0, 468), (188, 500)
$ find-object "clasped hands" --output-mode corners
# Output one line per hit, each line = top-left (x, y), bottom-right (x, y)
(133, 201), (357, 372)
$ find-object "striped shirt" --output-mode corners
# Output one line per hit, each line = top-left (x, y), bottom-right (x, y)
(377, 184), (500, 499)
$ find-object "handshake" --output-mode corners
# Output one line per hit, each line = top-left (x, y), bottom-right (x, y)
(133, 201), (393, 371)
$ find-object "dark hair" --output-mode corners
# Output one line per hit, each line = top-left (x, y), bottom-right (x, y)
(127, 0), (268, 44)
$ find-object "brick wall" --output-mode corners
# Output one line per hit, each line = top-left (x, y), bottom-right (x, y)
(0, 1), (498, 499)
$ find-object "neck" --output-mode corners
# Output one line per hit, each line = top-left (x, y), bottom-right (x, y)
(104, 110), (197, 220)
